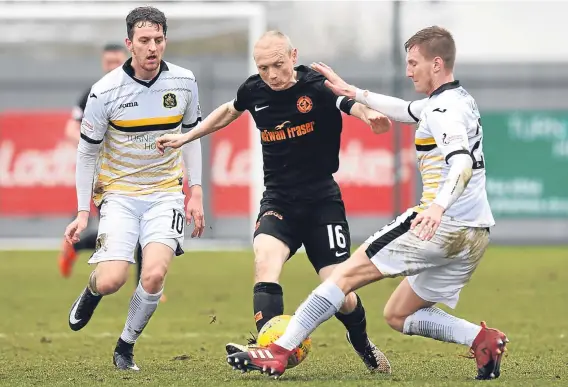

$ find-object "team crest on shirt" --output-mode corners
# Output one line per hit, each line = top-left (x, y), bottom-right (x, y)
(297, 96), (313, 113)
(163, 92), (177, 108)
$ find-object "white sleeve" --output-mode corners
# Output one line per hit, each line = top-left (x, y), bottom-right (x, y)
(182, 79), (202, 130)
(76, 89), (108, 212)
(427, 106), (474, 210)
(355, 88), (427, 123)
(181, 79), (202, 186)
(181, 137), (202, 187)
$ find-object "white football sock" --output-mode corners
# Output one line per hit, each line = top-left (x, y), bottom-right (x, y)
(120, 282), (163, 344)
(403, 307), (482, 347)
(275, 280), (345, 351)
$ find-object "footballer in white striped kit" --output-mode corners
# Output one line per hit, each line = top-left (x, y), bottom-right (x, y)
(64, 6), (204, 371)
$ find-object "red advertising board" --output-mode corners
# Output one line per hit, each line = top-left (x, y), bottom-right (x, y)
(211, 114), (416, 216)
(0, 111), (416, 217)
(0, 111), (78, 215)
(0, 111), (198, 216)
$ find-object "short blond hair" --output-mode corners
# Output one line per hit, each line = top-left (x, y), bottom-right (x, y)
(404, 26), (456, 70)
(257, 30), (294, 53)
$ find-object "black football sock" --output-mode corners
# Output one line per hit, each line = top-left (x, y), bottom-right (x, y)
(253, 282), (284, 333)
(74, 231), (98, 251)
(115, 337), (134, 353)
(335, 293), (369, 351)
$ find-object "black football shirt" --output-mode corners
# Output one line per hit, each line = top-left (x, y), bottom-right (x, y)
(72, 87), (91, 122)
(233, 65), (355, 198)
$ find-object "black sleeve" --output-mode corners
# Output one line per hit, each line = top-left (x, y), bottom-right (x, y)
(73, 88), (91, 121)
(337, 96), (356, 115)
(316, 79), (355, 115)
(233, 82), (250, 112)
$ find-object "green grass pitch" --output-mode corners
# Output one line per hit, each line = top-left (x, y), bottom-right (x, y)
(0, 246), (567, 386)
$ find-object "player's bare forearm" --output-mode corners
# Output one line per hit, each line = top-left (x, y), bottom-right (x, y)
(77, 210), (90, 221)
(186, 184), (205, 237)
(189, 184), (203, 198)
(183, 102), (243, 145)
(349, 103), (367, 121)
(350, 103), (391, 134)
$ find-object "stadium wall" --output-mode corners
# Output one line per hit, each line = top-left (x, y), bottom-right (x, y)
(0, 56), (567, 245)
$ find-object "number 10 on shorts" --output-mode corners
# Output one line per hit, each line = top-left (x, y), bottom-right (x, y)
(327, 224), (346, 249)
(171, 209), (184, 234)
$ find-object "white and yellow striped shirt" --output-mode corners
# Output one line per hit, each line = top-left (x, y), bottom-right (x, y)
(79, 59), (201, 207)
(414, 81), (494, 227)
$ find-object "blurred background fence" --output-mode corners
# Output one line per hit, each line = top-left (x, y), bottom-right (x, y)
(0, 0), (566, 248)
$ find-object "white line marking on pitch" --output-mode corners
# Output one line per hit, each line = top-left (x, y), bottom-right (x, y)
(0, 332), (249, 340)
(0, 331), (345, 340)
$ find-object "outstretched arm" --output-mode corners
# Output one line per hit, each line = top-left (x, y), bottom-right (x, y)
(185, 101), (243, 143)
(156, 101), (243, 152)
(157, 80), (252, 152)
(311, 62), (426, 123)
(355, 89), (427, 124)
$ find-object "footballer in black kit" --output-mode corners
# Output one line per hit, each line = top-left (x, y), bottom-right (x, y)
(234, 65), (354, 272)
(227, 63), (390, 372)
(155, 30), (392, 374)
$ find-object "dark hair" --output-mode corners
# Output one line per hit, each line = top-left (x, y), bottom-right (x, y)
(103, 43), (126, 52)
(126, 6), (167, 40)
(404, 26), (456, 70)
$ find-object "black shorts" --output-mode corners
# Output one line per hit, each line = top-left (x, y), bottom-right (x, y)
(253, 188), (351, 273)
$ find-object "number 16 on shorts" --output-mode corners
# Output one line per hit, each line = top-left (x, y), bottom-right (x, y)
(327, 224), (347, 250)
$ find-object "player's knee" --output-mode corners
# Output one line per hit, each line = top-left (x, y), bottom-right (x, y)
(330, 251), (382, 295)
(383, 304), (406, 332)
(139, 242), (174, 293)
(253, 235), (288, 282)
(338, 291), (358, 314)
(140, 267), (166, 294)
(94, 272), (128, 295)
(93, 262), (129, 295)
(254, 253), (284, 282)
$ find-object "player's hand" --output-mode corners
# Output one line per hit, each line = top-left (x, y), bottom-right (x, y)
(365, 110), (392, 134)
(410, 204), (445, 241)
(186, 186), (205, 238)
(156, 133), (187, 154)
(310, 62), (357, 99)
(64, 211), (89, 244)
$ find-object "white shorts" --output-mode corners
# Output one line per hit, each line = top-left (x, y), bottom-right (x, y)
(364, 209), (490, 309)
(88, 192), (186, 264)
